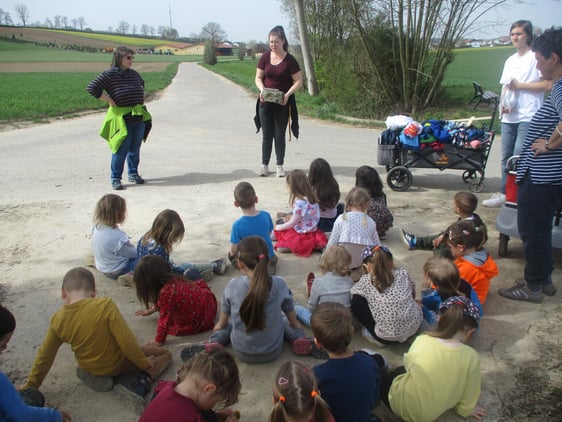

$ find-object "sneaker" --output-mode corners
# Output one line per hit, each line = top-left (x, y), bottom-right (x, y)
(76, 367), (114, 392)
(117, 272), (134, 287)
(199, 269), (214, 283)
(259, 165), (269, 177)
(19, 387), (45, 407)
(291, 337), (329, 359)
(276, 165), (286, 177)
(361, 328), (386, 348)
(213, 257), (228, 275)
(498, 284), (543, 303)
(128, 174), (145, 184)
(180, 342), (222, 362)
(515, 279), (556, 297)
(111, 179), (123, 190)
(114, 371), (151, 414)
(482, 192), (506, 208)
(400, 229), (417, 250)
(85, 254), (96, 268)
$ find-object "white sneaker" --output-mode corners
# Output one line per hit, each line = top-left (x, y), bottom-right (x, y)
(360, 327), (386, 348)
(276, 165), (286, 177)
(259, 165), (269, 177)
(482, 193), (506, 208)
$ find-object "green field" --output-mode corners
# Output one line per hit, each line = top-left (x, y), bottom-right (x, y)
(0, 37), (516, 124)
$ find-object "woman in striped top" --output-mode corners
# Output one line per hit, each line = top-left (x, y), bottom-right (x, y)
(499, 27), (562, 304)
(87, 46), (151, 190)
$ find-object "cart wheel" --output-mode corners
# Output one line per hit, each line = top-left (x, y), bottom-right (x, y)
(498, 233), (510, 257)
(469, 171), (484, 193)
(462, 170), (477, 183)
(387, 166), (412, 191)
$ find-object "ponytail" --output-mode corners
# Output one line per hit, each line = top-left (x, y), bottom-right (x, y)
(238, 237), (271, 332)
(362, 245), (395, 293)
(446, 220), (487, 251)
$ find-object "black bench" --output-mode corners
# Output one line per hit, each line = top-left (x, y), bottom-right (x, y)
(468, 81), (499, 109)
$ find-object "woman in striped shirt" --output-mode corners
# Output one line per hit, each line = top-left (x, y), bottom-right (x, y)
(87, 46), (151, 190)
(499, 27), (562, 304)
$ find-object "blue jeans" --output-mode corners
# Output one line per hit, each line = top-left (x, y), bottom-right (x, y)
(259, 102), (288, 166)
(295, 304), (312, 327)
(500, 122), (530, 193)
(111, 121), (146, 181)
(517, 174), (562, 291)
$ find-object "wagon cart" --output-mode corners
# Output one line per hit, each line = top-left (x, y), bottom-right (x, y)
(377, 107), (497, 192)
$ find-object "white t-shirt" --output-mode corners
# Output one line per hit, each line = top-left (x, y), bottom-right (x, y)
(499, 49), (544, 123)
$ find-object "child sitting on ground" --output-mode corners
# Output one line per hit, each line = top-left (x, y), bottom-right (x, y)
(351, 245), (423, 348)
(91, 194), (137, 279)
(138, 209), (227, 281)
(327, 187), (381, 269)
(400, 191), (483, 259)
(311, 302), (383, 422)
(382, 296), (487, 421)
(420, 256), (483, 326)
(355, 165), (393, 238)
(134, 255), (218, 345)
(0, 305), (71, 421)
(445, 220), (498, 304)
(274, 169), (327, 257)
(139, 348), (241, 422)
(308, 158), (343, 233)
(269, 360), (335, 422)
(229, 181), (278, 274)
(20, 267), (172, 414)
(180, 236), (326, 364)
(295, 245), (354, 327)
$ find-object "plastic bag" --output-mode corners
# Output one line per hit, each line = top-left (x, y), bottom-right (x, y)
(500, 84), (517, 115)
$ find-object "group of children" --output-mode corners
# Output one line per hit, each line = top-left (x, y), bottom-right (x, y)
(0, 157), (498, 421)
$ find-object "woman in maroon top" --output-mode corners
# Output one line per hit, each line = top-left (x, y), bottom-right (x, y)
(255, 25), (303, 178)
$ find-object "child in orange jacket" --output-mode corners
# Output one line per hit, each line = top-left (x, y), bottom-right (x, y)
(446, 220), (498, 304)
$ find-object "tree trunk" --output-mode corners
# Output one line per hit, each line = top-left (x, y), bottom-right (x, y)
(294, 0), (319, 96)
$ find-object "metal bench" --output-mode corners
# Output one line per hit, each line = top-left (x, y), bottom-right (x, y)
(468, 81), (499, 109)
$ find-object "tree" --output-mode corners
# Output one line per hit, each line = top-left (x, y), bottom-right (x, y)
(140, 24), (149, 36)
(71, 18), (78, 29)
(14, 4), (29, 26)
(161, 27), (179, 39)
(237, 42), (247, 60)
(347, 0), (509, 113)
(204, 40), (217, 65)
(200, 22), (227, 47)
(117, 21), (130, 34)
(77, 17), (86, 30)
(294, 0), (318, 96)
(60, 16), (68, 28)
(53, 15), (61, 28)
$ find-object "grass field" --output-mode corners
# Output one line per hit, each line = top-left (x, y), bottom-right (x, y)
(0, 28), (516, 125)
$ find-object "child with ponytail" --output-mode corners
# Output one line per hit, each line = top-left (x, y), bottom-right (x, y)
(269, 361), (335, 422)
(351, 245), (423, 347)
(180, 236), (325, 364)
(383, 296), (487, 421)
(445, 219), (498, 304)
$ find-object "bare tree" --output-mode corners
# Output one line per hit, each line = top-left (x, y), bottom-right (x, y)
(132, 24), (137, 35)
(44, 17), (52, 28)
(14, 3), (29, 26)
(140, 24), (149, 36)
(71, 18), (78, 29)
(348, 0), (508, 113)
(200, 22), (227, 46)
(3, 12), (13, 25)
(77, 17), (86, 30)
(117, 21), (130, 34)
(61, 16), (68, 28)
(161, 27), (179, 39)
(149, 26), (155, 36)
(53, 15), (61, 28)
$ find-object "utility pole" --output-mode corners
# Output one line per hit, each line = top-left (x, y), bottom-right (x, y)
(169, 4), (173, 29)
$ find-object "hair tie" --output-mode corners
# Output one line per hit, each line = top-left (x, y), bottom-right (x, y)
(311, 390), (318, 398)
(474, 226), (481, 232)
(278, 377), (288, 385)
(462, 229), (470, 236)
(278, 395), (286, 403)
(258, 254), (266, 260)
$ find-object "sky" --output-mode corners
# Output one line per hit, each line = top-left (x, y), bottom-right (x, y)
(7, 0), (561, 43)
